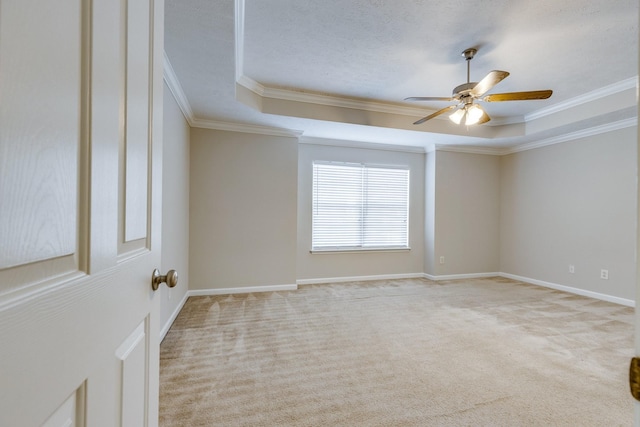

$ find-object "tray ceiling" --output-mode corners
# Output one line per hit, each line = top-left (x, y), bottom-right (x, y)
(165, 0), (638, 151)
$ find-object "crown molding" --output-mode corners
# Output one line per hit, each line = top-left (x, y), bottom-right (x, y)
(485, 115), (525, 126)
(432, 144), (505, 156)
(525, 77), (638, 122)
(300, 136), (426, 153)
(165, 50), (302, 139)
(237, 74), (265, 96)
(426, 116), (638, 156)
(503, 116), (637, 155)
(190, 118), (303, 138)
(260, 83), (434, 117)
(163, 52), (195, 125)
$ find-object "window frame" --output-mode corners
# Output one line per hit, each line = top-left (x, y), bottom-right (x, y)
(311, 161), (411, 253)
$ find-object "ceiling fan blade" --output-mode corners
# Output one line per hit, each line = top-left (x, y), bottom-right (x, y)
(413, 105), (457, 125)
(405, 96), (454, 102)
(470, 70), (510, 97)
(483, 90), (553, 102)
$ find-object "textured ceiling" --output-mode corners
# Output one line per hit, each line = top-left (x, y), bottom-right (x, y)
(164, 0), (638, 151)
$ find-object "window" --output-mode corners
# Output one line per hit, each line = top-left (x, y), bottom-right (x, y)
(312, 161), (410, 251)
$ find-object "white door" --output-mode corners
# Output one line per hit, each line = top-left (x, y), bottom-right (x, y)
(0, 0), (165, 425)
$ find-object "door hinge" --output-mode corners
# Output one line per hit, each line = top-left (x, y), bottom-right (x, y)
(630, 357), (640, 401)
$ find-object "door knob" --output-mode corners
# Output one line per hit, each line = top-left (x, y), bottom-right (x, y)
(151, 269), (178, 291)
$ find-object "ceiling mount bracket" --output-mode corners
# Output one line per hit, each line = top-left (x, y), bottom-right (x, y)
(462, 48), (477, 61)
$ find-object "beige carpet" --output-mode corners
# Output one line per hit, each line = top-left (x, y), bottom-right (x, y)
(160, 277), (634, 426)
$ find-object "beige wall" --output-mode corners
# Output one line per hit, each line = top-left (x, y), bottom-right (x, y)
(189, 129), (298, 290)
(500, 127), (637, 301)
(182, 120), (636, 304)
(297, 142), (425, 281)
(160, 82), (190, 333)
(430, 150), (501, 276)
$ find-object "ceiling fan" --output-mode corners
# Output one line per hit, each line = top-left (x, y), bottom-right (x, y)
(405, 48), (552, 126)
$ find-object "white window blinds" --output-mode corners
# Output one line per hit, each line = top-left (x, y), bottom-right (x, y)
(312, 162), (410, 251)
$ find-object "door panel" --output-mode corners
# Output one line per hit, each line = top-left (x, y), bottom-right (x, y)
(124, 0), (151, 243)
(0, 0), (164, 425)
(0, 0), (81, 269)
(116, 320), (149, 427)
(0, 0), (85, 295)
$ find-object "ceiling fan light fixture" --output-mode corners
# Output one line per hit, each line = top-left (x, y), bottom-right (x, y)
(449, 104), (484, 126)
(449, 108), (465, 124)
(465, 104), (484, 125)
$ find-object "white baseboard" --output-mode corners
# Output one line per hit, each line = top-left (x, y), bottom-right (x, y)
(188, 283), (298, 297)
(160, 291), (190, 342)
(499, 273), (635, 307)
(423, 272), (501, 281)
(296, 273), (424, 285)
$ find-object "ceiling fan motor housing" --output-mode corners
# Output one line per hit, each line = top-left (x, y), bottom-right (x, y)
(453, 82), (478, 101)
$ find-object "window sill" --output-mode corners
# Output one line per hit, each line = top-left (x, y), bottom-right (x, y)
(310, 247), (411, 255)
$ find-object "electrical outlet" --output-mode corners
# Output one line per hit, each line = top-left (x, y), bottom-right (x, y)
(600, 269), (609, 280)
(439, 256), (445, 264)
(569, 265), (575, 274)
